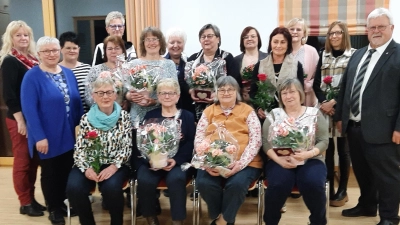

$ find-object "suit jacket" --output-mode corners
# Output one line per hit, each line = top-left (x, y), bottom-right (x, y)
(233, 51), (269, 72)
(335, 40), (400, 144)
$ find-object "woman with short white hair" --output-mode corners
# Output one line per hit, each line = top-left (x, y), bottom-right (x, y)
(21, 36), (83, 225)
(92, 11), (137, 66)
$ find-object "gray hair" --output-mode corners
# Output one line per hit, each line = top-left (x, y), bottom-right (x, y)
(367, 8), (393, 26)
(277, 78), (305, 108)
(105, 11), (125, 27)
(36, 36), (60, 52)
(199, 24), (221, 47)
(165, 27), (187, 45)
(157, 78), (180, 95)
(91, 75), (117, 93)
(214, 76), (242, 104)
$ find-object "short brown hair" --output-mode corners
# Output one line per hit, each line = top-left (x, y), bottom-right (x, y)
(239, 26), (262, 53)
(277, 78), (305, 108)
(102, 35), (126, 62)
(267, 27), (292, 55)
(325, 21), (352, 53)
(139, 27), (167, 57)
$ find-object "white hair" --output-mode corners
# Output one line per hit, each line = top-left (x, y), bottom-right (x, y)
(105, 11), (125, 27)
(36, 36), (60, 52)
(165, 27), (187, 45)
(367, 8), (394, 26)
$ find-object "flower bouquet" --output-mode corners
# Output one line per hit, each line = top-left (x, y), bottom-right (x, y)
(84, 130), (103, 173)
(323, 76), (339, 101)
(251, 73), (276, 113)
(136, 118), (181, 169)
(241, 63), (255, 86)
(267, 113), (317, 165)
(182, 123), (239, 177)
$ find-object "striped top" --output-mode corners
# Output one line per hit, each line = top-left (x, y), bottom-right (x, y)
(71, 63), (91, 112)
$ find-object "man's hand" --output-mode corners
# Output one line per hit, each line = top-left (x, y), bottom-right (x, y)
(392, 131), (400, 144)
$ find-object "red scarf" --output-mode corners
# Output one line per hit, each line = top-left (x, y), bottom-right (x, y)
(11, 48), (39, 69)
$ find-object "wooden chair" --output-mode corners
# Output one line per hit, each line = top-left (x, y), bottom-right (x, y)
(130, 177), (195, 225)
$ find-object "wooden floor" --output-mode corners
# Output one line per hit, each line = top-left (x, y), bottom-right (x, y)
(0, 166), (386, 225)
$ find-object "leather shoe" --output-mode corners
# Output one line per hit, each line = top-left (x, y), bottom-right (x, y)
(20, 204), (44, 217)
(342, 205), (377, 217)
(377, 220), (395, 225)
(31, 199), (46, 211)
(49, 210), (65, 225)
(329, 191), (349, 207)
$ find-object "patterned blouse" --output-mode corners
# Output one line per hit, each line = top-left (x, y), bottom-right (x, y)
(73, 110), (132, 172)
(195, 110), (261, 170)
(127, 58), (177, 123)
(84, 63), (124, 107)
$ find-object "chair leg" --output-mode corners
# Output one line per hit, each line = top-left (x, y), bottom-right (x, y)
(325, 180), (329, 225)
(130, 179), (137, 225)
(64, 199), (71, 225)
(257, 180), (264, 225)
(192, 179), (197, 225)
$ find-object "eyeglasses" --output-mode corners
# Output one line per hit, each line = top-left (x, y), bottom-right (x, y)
(94, 90), (115, 97)
(367, 25), (391, 32)
(328, 31), (343, 37)
(63, 47), (79, 52)
(144, 38), (159, 43)
(289, 28), (303, 32)
(158, 91), (177, 97)
(106, 47), (122, 51)
(200, 34), (215, 40)
(109, 24), (125, 30)
(217, 88), (235, 94)
(40, 49), (60, 56)
(243, 35), (257, 40)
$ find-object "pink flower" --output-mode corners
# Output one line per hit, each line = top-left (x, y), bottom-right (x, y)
(225, 145), (237, 154)
(277, 127), (289, 137)
(195, 64), (209, 74)
(99, 71), (111, 78)
(196, 141), (210, 156)
(154, 139), (159, 144)
(286, 117), (295, 124)
(211, 148), (223, 157)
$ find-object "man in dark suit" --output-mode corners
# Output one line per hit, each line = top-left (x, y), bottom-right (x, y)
(335, 8), (400, 225)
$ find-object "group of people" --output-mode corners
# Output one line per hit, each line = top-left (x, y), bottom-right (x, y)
(1, 7), (399, 225)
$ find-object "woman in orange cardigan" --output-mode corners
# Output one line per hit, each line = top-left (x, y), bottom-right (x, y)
(195, 76), (262, 225)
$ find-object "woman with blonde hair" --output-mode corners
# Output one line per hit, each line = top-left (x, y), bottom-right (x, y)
(286, 18), (319, 107)
(0, 20), (45, 217)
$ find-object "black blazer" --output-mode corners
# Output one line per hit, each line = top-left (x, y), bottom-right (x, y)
(233, 51), (269, 72)
(335, 40), (400, 144)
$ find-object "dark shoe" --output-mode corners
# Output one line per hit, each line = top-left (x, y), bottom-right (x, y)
(60, 205), (77, 217)
(20, 204), (44, 217)
(49, 210), (65, 225)
(291, 193), (302, 198)
(145, 216), (160, 225)
(31, 199), (46, 211)
(342, 205), (377, 217)
(377, 220), (395, 225)
(330, 191), (349, 207)
(210, 219), (217, 225)
(163, 190), (169, 197)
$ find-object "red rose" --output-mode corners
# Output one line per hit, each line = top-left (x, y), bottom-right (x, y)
(257, 73), (267, 81)
(85, 131), (98, 140)
(323, 76), (333, 85)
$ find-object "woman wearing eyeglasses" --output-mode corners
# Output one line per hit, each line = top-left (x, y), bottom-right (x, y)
(286, 18), (319, 107)
(234, 26), (268, 103)
(85, 35), (129, 110)
(313, 21), (356, 207)
(92, 11), (136, 66)
(186, 24), (241, 121)
(67, 75), (132, 225)
(133, 78), (195, 225)
(21, 36), (83, 225)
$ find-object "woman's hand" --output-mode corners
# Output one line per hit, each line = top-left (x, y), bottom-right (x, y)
(190, 89), (214, 103)
(16, 120), (27, 136)
(292, 150), (313, 161)
(85, 168), (99, 182)
(257, 108), (266, 119)
(320, 100), (336, 116)
(162, 159), (176, 171)
(126, 90), (145, 104)
(98, 164), (118, 182)
(205, 167), (220, 176)
(36, 139), (49, 154)
(225, 161), (241, 178)
(275, 156), (297, 169)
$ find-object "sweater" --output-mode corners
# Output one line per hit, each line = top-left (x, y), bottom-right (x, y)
(21, 65), (83, 159)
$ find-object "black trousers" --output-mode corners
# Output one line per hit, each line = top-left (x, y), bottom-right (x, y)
(347, 124), (400, 222)
(39, 150), (74, 212)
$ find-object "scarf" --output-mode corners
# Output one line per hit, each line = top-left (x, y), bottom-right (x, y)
(259, 53), (298, 88)
(87, 102), (122, 131)
(11, 48), (38, 69)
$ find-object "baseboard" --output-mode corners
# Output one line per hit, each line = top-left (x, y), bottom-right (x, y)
(0, 157), (13, 166)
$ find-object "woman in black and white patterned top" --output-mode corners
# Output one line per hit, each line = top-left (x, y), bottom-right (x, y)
(59, 31), (91, 112)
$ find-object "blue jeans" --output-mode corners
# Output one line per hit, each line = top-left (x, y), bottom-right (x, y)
(264, 159), (327, 225)
(137, 164), (188, 220)
(196, 166), (261, 223)
(66, 165), (129, 225)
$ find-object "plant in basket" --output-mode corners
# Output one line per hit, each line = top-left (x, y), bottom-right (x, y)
(251, 73), (276, 113)
(136, 119), (181, 169)
(123, 64), (159, 104)
(241, 63), (255, 86)
(323, 75), (339, 101)
(187, 64), (215, 100)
